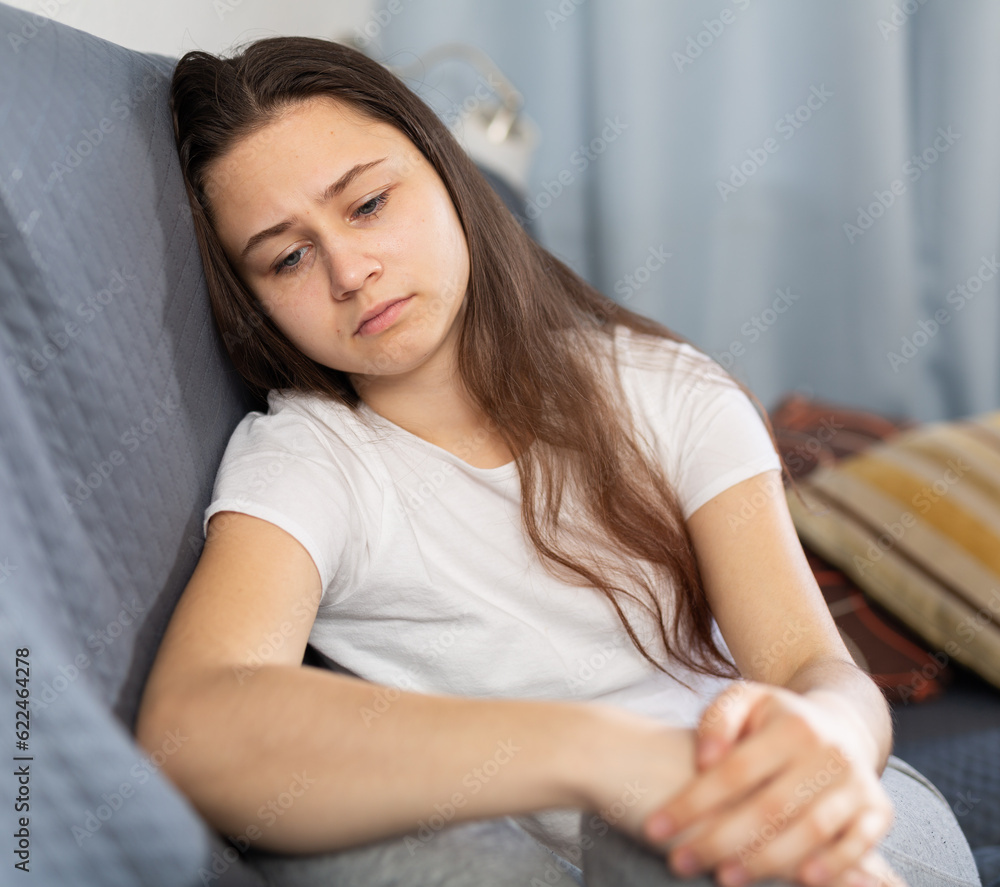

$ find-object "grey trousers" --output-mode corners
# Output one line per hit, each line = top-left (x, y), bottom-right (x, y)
(240, 755), (982, 886)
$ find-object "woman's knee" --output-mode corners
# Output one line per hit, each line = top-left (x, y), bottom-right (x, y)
(580, 815), (801, 887)
(875, 755), (981, 887)
(242, 816), (583, 887)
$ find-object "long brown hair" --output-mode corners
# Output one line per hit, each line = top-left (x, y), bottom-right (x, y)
(170, 36), (786, 686)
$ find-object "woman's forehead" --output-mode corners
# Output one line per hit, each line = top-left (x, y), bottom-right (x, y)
(253, 96), (402, 153)
(276, 94), (382, 128)
(206, 95), (414, 192)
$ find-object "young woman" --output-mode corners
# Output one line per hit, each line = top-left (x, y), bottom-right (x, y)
(134, 36), (981, 887)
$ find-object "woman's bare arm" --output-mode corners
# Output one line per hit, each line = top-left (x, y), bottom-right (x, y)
(642, 470), (896, 886)
(688, 469), (891, 772)
(135, 511), (696, 853)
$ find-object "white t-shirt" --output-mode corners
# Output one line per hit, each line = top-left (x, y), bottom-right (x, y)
(203, 323), (782, 859)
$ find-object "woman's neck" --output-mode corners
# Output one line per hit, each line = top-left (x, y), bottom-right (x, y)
(351, 357), (515, 470)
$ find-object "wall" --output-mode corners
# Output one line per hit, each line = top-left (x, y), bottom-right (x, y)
(4, 0), (375, 57)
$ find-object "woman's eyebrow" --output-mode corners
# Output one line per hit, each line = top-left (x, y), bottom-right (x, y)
(239, 157), (388, 259)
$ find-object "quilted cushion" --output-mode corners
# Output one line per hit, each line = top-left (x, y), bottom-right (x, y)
(0, 3), (264, 884)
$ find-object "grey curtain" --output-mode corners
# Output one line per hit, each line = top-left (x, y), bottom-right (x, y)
(373, 0), (1000, 421)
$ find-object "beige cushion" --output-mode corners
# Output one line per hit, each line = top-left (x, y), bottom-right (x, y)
(786, 411), (1000, 690)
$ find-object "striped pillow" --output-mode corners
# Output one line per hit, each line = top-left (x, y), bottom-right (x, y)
(785, 411), (1000, 691)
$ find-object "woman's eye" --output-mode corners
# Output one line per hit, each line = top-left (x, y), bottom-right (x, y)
(354, 191), (390, 219)
(275, 247), (307, 276)
(270, 191), (389, 276)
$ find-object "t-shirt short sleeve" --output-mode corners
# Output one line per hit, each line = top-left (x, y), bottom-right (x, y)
(628, 336), (783, 521)
(202, 405), (359, 608)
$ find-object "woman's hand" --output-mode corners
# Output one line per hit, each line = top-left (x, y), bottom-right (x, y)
(576, 703), (702, 843)
(639, 680), (898, 886)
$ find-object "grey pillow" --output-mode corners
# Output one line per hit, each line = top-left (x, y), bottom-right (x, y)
(0, 3), (265, 884)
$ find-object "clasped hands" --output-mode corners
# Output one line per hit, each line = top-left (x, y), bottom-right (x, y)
(636, 681), (904, 887)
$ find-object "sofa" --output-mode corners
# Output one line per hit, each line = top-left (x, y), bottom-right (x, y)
(0, 3), (267, 883)
(1, 3), (997, 885)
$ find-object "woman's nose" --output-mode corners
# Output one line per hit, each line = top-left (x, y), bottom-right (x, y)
(327, 238), (382, 299)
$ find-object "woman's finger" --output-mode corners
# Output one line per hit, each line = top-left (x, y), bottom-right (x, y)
(796, 805), (895, 886)
(696, 680), (764, 768)
(732, 782), (868, 885)
(647, 714), (797, 848)
(828, 849), (909, 887)
(669, 748), (849, 879)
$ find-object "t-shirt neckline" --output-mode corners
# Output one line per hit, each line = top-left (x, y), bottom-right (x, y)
(357, 400), (520, 478)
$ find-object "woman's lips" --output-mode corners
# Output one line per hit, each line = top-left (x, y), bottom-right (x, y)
(356, 296), (414, 336)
